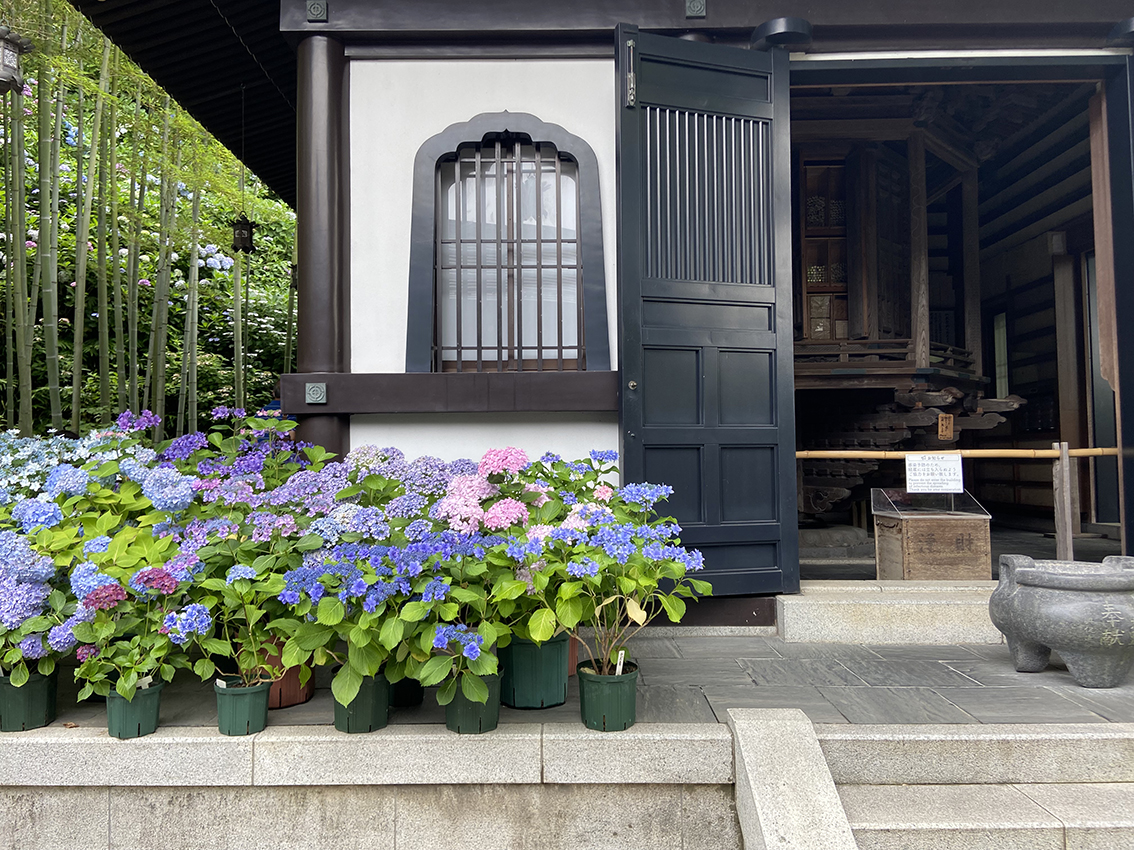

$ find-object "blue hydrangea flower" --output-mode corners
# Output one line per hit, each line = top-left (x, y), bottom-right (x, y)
(82, 535), (112, 557)
(618, 482), (674, 509)
(44, 464), (92, 497)
(225, 565), (257, 584)
(589, 449), (619, 464)
(69, 562), (118, 599)
(11, 498), (64, 533)
(386, 493), (428, 519)
(141, 466), (198, 513)
(162, 604), (212, 646)
(421, 578), (450, 602)
(0, 530), (55, 582)
(566, 558), (601, 578)
(0, 577), (50, 629)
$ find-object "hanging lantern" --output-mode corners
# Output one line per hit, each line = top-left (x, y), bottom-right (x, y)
(0, 27), (33, 95)
(231, 213), (256, 253)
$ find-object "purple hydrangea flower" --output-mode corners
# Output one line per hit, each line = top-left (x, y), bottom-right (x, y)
(18, 635), (48, 660)
(115, 409), (161, 432)
(162, 432), (208, 461)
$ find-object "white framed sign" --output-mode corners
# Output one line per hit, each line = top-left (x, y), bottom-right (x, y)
(905, 453), (964, 494)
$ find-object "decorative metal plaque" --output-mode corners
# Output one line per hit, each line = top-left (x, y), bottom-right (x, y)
(306, 1), (328, 23)
(685, 0), (706, 18)
(305, 382), (327, 404)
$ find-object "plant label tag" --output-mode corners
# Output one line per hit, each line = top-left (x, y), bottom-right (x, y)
(138, 675), (153, 690)
(615, 650), (625, 676)
(215, 679), (227, 689)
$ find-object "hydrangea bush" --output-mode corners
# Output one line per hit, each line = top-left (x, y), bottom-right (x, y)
(0, 408), (709, 713)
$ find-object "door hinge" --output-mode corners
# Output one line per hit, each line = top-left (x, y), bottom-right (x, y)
(624, 38), (637, 108)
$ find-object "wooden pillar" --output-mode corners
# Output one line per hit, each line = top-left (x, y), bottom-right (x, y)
(961, 170), (983, 377)
(909, 130), (930, 369)
(1053, 252), (1083, 534)
(296, 35), (350, 455)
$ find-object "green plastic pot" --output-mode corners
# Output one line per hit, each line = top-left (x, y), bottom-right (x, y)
(334, 672), (390, 733)
(0, 669), (58, 732)
(500, 633), (568, 709)
(444, 674), (500, 734)
(215, 678), (272, 736)
(106, 680), (165, 740)
(577, 661), (638, 732)
(389, 676), (424, 708)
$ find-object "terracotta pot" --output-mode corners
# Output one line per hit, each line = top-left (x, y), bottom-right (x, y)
(269, 664), (314, 709)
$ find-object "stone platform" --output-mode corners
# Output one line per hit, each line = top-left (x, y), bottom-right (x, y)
(3, 617), (1133, 848)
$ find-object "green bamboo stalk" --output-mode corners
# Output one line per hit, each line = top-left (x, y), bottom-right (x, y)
(10, 87), (34, 435)
(69, 38), (112, 433)
(125, 87), (143, 413)
(41, 0), (65, 430)
(4, 92), (13, 429)
(141, 98), (170, 416)
(110, 54), (125, 414)
(95, 102), (110, 421)
(177, 182), (201, 435)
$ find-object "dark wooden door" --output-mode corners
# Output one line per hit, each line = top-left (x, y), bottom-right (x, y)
(616, 25), (798, 595)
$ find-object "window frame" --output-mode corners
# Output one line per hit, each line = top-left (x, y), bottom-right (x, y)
(406, 111), (610, 373)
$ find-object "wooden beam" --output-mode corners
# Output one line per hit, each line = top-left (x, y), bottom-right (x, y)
(791, 118), (914, 142)
(961, 170), (984, 378)
(1054, 252), (1085, 535)
(1089, 90), (1117, 389)
(923, 127), (979, 173)
(927, 173), (963, 207)
(909, 130), (931, 369)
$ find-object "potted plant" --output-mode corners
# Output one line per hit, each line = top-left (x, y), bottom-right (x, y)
(189, 556), (301, 736)
(279, 549), (402, 734)
(69, 558), (197, 739)
(515, 465), (712, 731)
(0, 530), (77, 731)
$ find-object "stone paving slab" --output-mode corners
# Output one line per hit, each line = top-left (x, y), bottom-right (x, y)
(818, 686), (979, 724)
(703, 685), (850, 724)
(933, 687), (1110, 724)
(36, 636), (1134, 731)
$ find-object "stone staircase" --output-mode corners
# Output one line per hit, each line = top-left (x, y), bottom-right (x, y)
(819, 723), (1134, 849)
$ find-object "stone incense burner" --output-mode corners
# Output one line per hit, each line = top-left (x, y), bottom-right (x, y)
(989, 554), (1134, 688)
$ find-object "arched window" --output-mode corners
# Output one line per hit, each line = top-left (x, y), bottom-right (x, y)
(406, 112), (609, 373)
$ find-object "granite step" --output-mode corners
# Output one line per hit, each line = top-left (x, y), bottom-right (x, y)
(816, 723), (1134, 785)
(777, 580), (1003, 645)
(839, 782), (1134, 850)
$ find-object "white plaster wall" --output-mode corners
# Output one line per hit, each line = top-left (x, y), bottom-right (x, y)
(348, 59), (618, 374)
(350, 413), (619, 463)
(347, 59), (619, 457)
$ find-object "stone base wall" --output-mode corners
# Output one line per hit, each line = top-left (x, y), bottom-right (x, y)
(0, 783), (740, 850)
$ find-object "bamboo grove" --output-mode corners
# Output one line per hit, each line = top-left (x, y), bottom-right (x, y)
(0, 1), (297, 439)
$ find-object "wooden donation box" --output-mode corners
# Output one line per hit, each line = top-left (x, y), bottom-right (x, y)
(871, 489), (992, 581)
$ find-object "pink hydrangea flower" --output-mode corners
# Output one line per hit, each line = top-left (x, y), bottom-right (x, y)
(560, 503), (590, 531)
(526, 524), (554, 541)
(593, 485), (614, 502)
(523, 481), (551, 506)
(435, 475), (498, 533)
(483, 498), (530, 530)
(478, 447), (529, 476)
